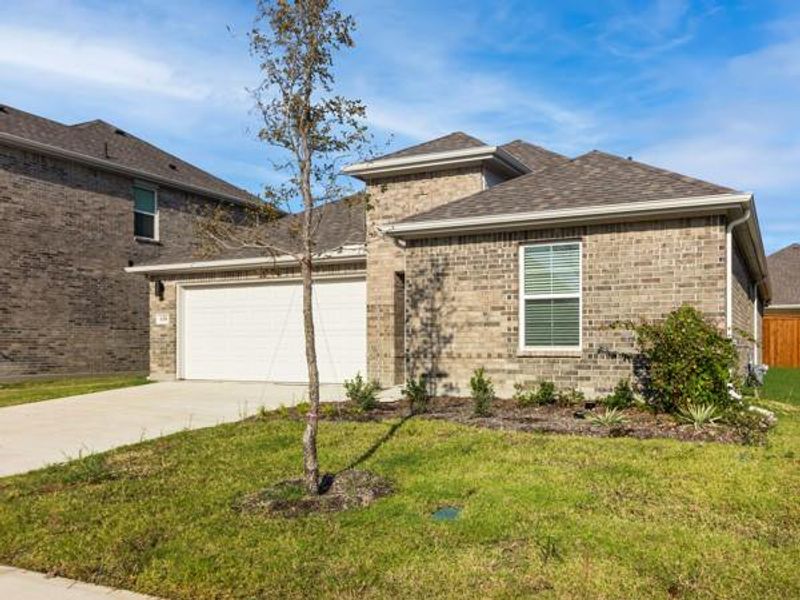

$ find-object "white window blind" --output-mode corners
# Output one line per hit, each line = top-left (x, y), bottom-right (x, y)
(520, 242), (581, 348)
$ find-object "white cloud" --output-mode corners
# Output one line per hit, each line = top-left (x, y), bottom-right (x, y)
(0, 25), (212, 100)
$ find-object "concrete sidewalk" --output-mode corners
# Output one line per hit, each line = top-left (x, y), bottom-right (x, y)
(0, 380), (348, 477)
(0, 566), (159, 599)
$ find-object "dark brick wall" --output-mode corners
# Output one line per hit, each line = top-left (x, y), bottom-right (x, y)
(0, 143), (243, 381)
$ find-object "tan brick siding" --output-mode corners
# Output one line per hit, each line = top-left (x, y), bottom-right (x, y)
(404, 216), (728, 398)
(147, 262), (366, 378)
(365, 167), (486, 385)
(0, 143), (245, 381)
(731, 239), (760, 366)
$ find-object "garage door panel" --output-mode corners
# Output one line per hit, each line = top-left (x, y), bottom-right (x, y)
(182, 279), (366, 383)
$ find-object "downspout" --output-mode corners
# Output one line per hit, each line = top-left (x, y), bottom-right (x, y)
(752, 277), (766, 364)
(726, 209), (751, 338)
(751, 282), (759, 363)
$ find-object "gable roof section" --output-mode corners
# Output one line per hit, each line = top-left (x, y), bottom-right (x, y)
(0, 104), (256, 204)
(376, 132), (486, 160)
(767, 243), (800, 305)
(499, 139), (569, 173)
(395, 150), (735, 224)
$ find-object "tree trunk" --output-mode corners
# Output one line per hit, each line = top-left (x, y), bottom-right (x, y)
(300, 252), (320, 494)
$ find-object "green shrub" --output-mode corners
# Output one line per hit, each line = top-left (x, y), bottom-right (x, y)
(589, 407), (627, 427)
(557, 388), (585, 407)
(514, 381), (557, 407)
(343, 372), (380, 411)
(470, 367), (494, 417)
(602, 379), (636, 409)
(677, 403), (721, 430)
(723, 406), (776, 446)
(614, 305), (739, 413)
(403, 374), (430, 414)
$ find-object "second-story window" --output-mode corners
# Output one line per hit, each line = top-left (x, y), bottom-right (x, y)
(133, 185), (158, 240)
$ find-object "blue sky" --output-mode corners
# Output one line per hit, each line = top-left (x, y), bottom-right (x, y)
(1, 0), (798, 253)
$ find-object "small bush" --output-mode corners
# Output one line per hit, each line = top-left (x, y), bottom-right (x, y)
(470, 367), (494, 417)
(403, 374), (430, 414)
(723, 406), (776, 446)
(677, 403), (721, 431)
(343, 372), (380, 411)
(613, 305), (739, 413)
(557, 388), (585, 407)
(514, 381), (557, 407)
(589, 407), (627, 427)
(320, 403), (339, 418)
(602, 379), (636, 409)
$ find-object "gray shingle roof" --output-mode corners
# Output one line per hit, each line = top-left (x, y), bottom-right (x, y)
(397, 150), (736, 224)
(376, 131), (486, 160)
(767, 243), (800, 305)
(0, 104), (256, 203)
(499, 139), (569, 172)
(142, 194), (366, 265)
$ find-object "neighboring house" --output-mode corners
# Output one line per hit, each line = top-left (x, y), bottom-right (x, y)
(763, 244), (800, 366)
(0, 104), (256, 381)
(128, 132), (771, 397)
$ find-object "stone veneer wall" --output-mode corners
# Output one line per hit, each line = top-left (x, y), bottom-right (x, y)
(365, 167), (487, 386)
(404, 216), (728, 398)
(148, 261), (366, 379)
(0, 142), (245, 381)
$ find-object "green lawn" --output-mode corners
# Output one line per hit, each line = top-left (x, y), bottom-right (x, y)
(762, 367), (800, 405)
(0, 375), (150, 409)
(0, 377), (799, 598)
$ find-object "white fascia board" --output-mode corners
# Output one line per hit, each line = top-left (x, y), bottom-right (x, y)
(382, 193), (754, 237)
(125, 245), (366, 275)
(768, 304), (800, 309)
(0, 131), (255, 206)
(342, 145), (529, 179)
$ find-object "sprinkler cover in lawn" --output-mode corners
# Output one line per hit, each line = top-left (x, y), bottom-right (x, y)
(432, 506), (461, 521)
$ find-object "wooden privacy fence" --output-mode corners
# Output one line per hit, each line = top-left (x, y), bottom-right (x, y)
(763, 315), (800, 367)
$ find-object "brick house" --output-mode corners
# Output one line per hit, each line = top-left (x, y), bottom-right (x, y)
(129, 132), (771, 397)
(0, 105), (255, 381)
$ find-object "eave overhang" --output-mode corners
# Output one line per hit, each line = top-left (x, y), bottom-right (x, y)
(125, 244), (366, 276)
(382, 193), (772, 302)
(0, 131), (258, 206)
(342, 145), (530, 180)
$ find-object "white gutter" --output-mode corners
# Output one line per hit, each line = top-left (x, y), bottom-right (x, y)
(767, 304), (800, 310)
(0, 131), (256, 206)
(342, 145), (530, 178)
(726, 209), (751, 337)
(382, 193), (753, 237)
(125, 245), (366, 275)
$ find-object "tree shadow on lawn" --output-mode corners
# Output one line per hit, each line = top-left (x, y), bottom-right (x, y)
(237, 415), (412, 518)
(337, 414), (414, 477)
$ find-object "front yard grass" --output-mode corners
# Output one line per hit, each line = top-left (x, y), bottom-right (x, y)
(0, 375), (149, 409)
(0, 375), (799, 598)
(761, 367), (800, 405)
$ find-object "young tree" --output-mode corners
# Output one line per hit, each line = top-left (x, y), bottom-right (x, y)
(201, 0), (369, 494)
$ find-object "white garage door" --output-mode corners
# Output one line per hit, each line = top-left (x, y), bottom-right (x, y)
(181, 278), (366, 383)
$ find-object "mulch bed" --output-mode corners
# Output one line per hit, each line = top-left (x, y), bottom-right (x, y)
(236, 469), (393, 518)
(312, 397), (749, 444)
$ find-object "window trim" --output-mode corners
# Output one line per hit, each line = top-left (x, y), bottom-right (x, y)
(133, 182), (159, 241)
(518, 240), (583, 352)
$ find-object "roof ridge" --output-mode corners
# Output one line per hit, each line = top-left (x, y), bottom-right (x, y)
(579, 149), (737, 193)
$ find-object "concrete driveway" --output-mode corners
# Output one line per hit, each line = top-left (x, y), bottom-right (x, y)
(0, 380), (347, 477)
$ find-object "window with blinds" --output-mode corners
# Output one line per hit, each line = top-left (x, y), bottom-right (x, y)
(519, 242), (581, 349)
